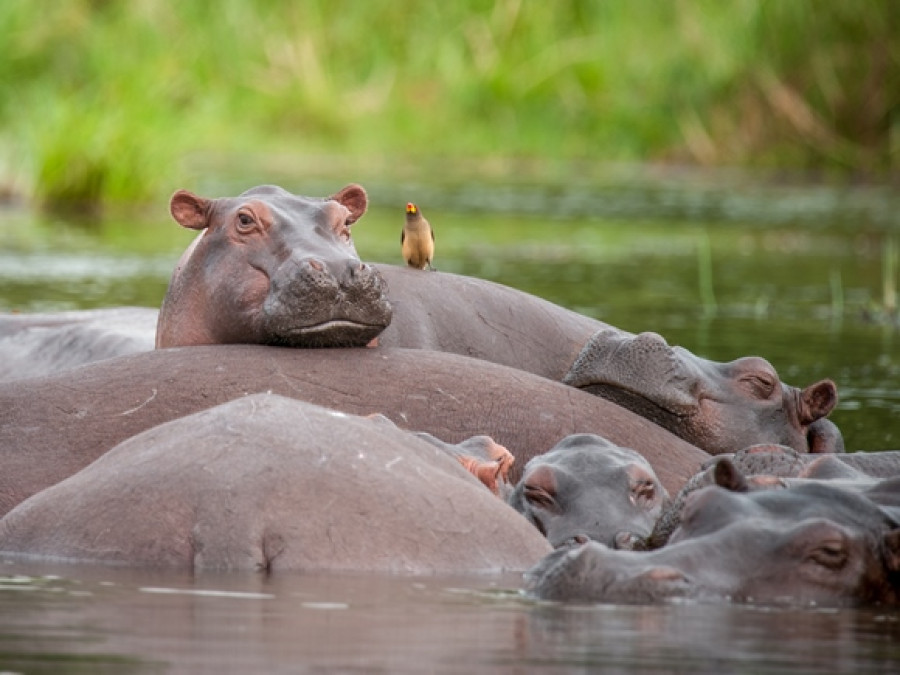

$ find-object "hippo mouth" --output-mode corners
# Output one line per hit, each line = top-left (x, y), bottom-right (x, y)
(271, 319), (387, 348)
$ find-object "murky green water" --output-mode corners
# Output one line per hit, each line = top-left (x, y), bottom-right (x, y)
(1, 178), (899, 671)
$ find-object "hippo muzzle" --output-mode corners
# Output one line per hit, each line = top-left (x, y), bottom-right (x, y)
(262, 256), (393, 347)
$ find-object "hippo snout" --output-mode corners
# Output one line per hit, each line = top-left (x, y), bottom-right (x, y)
(260, 255), (392, 347)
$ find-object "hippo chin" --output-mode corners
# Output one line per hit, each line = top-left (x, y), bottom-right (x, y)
(563, 329), (842, 455)
(156, 184), (392, 349)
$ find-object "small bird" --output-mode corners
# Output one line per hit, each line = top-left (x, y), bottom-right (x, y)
(401, 202), (435, 270)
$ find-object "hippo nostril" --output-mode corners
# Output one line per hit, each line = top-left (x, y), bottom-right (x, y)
(308, 259), (325, 273)
(346, 259), (366, 278)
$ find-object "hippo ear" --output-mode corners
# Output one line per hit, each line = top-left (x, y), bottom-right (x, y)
(170, 190), (212, 230)
(713, 458), (749, 492)
(799, 379), (838, 425)
(331, 184), (368, 225)
(627, 465), (666, 507)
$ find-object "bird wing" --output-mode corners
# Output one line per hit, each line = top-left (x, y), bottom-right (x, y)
(401, 229), (406, 244)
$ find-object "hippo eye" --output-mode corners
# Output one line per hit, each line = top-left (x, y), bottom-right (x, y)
(740, 374), (776, 399)
(236, 212), (257, 233)
(808, 540), (848, 570)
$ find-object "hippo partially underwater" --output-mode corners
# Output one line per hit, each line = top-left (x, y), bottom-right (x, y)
(0, 395), (551, 572)
(0, 345), (707, 517)
(527, 478), (900, 607)
(0, 182), (871, 587)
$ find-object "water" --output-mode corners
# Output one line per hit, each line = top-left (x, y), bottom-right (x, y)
(2, 562), (899, 674)
(1, 177), (899, 671)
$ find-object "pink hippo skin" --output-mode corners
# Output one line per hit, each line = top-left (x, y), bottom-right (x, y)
(0, 394), (551, 572)
(0, 345), (708, 517)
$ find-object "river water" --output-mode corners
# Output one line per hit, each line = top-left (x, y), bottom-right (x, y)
(0, 175), (898, 671)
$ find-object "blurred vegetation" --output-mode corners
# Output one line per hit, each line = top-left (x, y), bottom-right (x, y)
(0, 0), (896, 208)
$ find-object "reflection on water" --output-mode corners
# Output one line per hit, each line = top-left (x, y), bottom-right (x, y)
(2, 561), (899, 674)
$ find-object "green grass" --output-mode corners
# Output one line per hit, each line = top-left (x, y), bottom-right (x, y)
(0, 0), (896, 208)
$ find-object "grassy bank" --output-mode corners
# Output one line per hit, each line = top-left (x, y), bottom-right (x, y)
(0, 0), (896, 208)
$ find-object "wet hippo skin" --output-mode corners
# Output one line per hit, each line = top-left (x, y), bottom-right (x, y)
(527, 480), (900, 607)
(0, 345), (708, 517)
(0, 395), (551, 572)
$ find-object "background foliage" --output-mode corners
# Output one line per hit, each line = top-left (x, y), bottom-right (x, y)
(0, 0), (896, 208)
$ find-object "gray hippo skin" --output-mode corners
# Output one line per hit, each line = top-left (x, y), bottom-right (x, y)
(156, 184), (391, 348)
(0, 307), (157, 382)
(632, 446), (900, 551)
(507, 434), (668, 548)
(563, 329), (842, 455)
(527, 480), (900, 607)
(373, 264), (601, 381)
(0, 395), (551, 572)
(0, 345), (708, 516)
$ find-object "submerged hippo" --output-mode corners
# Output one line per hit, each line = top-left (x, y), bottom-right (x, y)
(0, 395), (550, 572)
(0, 308), (157, 382)
(157, 184), (392, 348)
(628, 445), (900, 552)
(527, 480), (900, 607)
(0, 345), (707, 516)
(506, 434), (668, 548)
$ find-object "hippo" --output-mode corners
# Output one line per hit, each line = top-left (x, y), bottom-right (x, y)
(156, 184), (392, 348)
(562, 328), (842, 455)
(413, 432), (515, 496)
(370, 266), (842, 456)
(527, 480), (900, 607)
(365, 413), (515, 494)
(506, 434), (668, 548)
(0, 307), (157, 382)
(0, 345), (707, 517)
(0, 394), (551, 572)
(628, 446), (900, 551)
(1, 256), (841, 458)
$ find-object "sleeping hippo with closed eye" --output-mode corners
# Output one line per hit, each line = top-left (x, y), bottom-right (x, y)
(527, 479), (900, 607)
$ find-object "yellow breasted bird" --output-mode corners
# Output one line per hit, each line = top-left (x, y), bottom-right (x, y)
(402, 202), (435, 270)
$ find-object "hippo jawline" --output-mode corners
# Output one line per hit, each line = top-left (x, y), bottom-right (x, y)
(268, 319), (388, 348)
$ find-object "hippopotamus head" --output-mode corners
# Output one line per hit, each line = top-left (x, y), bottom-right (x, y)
(507, 434), (668, 547)
(563, 329), (842, 455)
(527, 481), (900, 607)
(156, 184), (392, 349)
